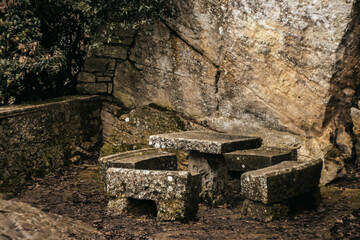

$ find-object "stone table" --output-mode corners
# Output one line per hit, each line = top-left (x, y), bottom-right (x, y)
(149, 131), (262, 205)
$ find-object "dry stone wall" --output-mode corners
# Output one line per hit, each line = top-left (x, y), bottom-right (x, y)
(78, 0), (360, 183)
(0, 96), (102, 193)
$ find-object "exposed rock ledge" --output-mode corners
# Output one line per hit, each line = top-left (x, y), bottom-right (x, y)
(0, 198), (104, 239)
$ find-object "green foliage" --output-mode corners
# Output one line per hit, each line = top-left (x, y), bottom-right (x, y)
(0, 0), (177, 105)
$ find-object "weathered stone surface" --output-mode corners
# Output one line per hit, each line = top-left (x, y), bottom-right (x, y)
(78, 72), (96, 83)
(242, 188), (322, 220)
(87, 0), (360, 183)
(100, 105), (209, 158)
(241, 159), (322, 204)
(242, 199), (290, 221)
(0, 96), (102, 193)
(149, 131), (261, 204)
(149, 131), (262, 154)
(77, 82), (111, 95)
(351, 107), (360, 136)
(83, 57), (109, 72)
(99, 148), (177, 182)
(188, 151), (229, 205)
(100, 102), (125, 140)
(97, 76), (112, 82)
(108, 59), (117, 71)
(225, 147), (297, 172)
(92, 45), (127, 59)
(351, 107), (360, 163)
(106, 168), (201, 221)
(0, 199), (104, 239)
(113, 23), (220, 117)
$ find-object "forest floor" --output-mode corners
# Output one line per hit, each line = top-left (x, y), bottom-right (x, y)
(10, 153), (360, 240)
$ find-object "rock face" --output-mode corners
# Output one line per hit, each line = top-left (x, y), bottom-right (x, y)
(78, 0), (360, 183)
(0, 199), (104, 239)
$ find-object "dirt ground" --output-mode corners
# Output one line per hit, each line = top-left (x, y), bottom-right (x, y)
(11, 154), (360, 240)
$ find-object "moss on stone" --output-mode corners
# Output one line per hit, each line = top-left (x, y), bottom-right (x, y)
(0, 96), (102, 193)
(100, 105), (202, 159)
(158, 199), (185, 220)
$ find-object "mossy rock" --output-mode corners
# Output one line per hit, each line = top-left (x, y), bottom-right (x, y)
(100, 105), (208, 169)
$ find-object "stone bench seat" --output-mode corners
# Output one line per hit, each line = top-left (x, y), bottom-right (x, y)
(224, 147), (297, 172)
(241, 159), (323, 220)
(99, 149), (201, 221)
(99, 148), (177, 181)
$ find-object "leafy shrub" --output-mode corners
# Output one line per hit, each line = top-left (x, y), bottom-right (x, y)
(0, 0), (177, 105)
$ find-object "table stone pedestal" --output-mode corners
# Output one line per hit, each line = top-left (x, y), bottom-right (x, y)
(149, 131), (262, 206)
(188, 151), (229, 205)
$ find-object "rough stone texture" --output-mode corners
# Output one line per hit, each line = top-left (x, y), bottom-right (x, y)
(92, 45), (128, 60)
(0, 96), (102, 193)
(82, 0), (360, 183)
(225, 147), (297, 172)
(188, 151), (229, 205)
(114, 24), (219, 118)
(77, 82), (112, 95)
(241, 198), (290, 221)
(99, 148), (177, 182)
(241, 159), (323, 204)
(241, 188), (322, 220)
(97, 76), (112, 82)
(149, 131), (261, 205)
(100, 105), (210, 159)
(0, 199), (104, 239)
(149, 131), (262, 154)
(100, 102), (125, 140)
(83, 57), (110, 72)
(351, 107), (360, 163)
(106, 168), (201, 221)
(78, 72), (96, 83)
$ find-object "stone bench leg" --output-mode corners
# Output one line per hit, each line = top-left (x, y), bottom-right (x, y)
(242, 187), (322, 220)
(106, 168), (201, 221)
(157, 198), (198, 221)
(108, 197), (130, 215)
(188, 150), (229, 206)
(109, 197), (198, 221)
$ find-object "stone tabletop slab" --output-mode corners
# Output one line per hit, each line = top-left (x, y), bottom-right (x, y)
(149, 131), (262, 154)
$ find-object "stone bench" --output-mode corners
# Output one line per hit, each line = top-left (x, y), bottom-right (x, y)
(99, 149), (201, 221)
(99, 148), (177, 182)
(241, 159), (323, 220)
(224, 147), (297, 172)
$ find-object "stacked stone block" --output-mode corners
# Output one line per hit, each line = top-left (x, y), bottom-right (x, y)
(99, 149), (201, 221)
(77, 30), (134, 98)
